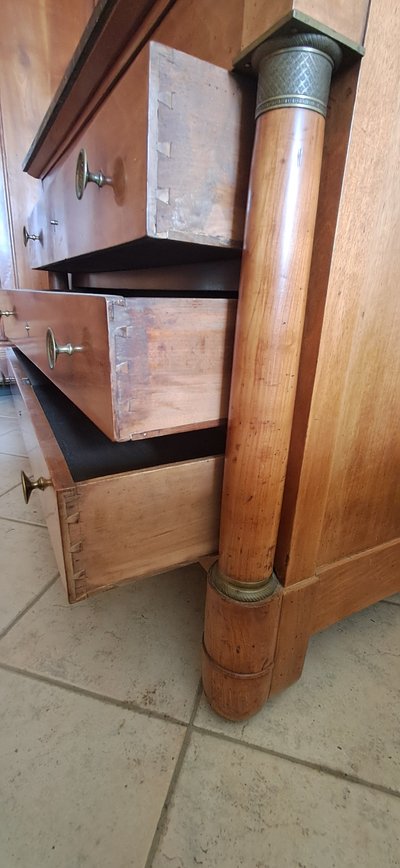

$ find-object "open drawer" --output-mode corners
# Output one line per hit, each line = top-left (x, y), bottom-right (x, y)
(1, 288), (236, 441)
(23, 41), (254, 272)
(8, 348), (223, 603)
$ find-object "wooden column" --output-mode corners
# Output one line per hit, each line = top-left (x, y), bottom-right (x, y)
(202, 33), (342, 720)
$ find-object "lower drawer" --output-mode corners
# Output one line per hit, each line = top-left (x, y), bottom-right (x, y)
(8, 349), (223, 602)
(1, 288), (236, 441)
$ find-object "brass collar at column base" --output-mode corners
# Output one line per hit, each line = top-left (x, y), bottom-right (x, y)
(209, 561), (279, 603)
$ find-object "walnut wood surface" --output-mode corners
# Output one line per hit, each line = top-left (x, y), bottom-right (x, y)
(202, 577), (282, 719)
(1, 289), (235, 441)
(23, 0), (173, 178)
(219, 107), (325, 583)
(241, 0), (370, 48)
(77, 456), (223, 596)
(24, 0), (248, 180)
(7, 350), (74, 593)
(311, 538), (400, 633)
(0, 106), (16, 292)
(25, 41), (254, 269)
(270, 536), (400, 696)
(0, 0), (93, 289)
(274, 63), (359, 582)
(269, 578), (316, 696)
(8, 347), (225, 602)
(277, 0), (400, 583)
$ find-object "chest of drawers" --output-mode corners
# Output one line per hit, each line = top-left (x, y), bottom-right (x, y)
(3, 0), (399, 723)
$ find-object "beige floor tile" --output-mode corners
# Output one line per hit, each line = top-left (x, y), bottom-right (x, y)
(0, 519), (58, 633)
(0, 482), (46, 525)
(0, 564), (206, 721)
(152, 731), (400, 868)
(386, 594), (400, 605)
(0, 395), (17, 419)
(196, 603), (400, 792)
(0, 668), (184, 868)
(0, 416), (17, 435)
(0, 425), (27, 456)
(0, 453), (31, 496)
(0, 396), (17, 417)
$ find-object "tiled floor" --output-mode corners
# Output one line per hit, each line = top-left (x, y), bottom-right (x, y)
(1, 392), (399, 868)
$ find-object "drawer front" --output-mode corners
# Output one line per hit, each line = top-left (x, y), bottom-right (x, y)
(24, 41), (254, 269)
(2, 289), (235, 441)
(8, 349), (222, 602)
(3, 289), (116, 439)
(8, 351), (73, 593)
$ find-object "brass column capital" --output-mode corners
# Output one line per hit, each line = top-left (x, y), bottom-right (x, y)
(252, 33), (342, 119)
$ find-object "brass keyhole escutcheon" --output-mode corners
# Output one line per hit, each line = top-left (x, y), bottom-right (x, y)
(21, 470), (52, 504)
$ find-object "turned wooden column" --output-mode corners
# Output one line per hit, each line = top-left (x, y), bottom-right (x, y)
(202, 33), (342, 720)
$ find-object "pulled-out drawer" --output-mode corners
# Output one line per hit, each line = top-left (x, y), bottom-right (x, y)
(8, 349), (223, 602)
(23, 41), (254, 271)
(1, 289), (236, 441)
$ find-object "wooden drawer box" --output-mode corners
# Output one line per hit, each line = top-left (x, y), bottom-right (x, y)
(1, 288), (236, 441)
(24, 41), (254, 271)
(8, 348), (223, 602)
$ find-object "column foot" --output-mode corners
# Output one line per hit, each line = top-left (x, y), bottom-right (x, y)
(202, 568), (282, 720)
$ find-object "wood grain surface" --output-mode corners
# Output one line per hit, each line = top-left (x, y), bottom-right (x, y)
(2, 289), (236, 441)
(0, 0), (93, 289)
(8, 347), (225, 602)
(279, 0), (400, 583)
(7, 349), (74, 593)
(242, 0), (370, 48)
(25, 41), (253, 270)
(219, 107), (325, 583)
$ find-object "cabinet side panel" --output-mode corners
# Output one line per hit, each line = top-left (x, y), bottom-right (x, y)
(0, 0), (93, 288)
(281, 0), (400, 582)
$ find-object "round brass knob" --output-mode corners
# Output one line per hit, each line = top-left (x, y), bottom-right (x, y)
(46, 327), (83, 370)
(0, 309), (15, 317)
(21, 470), (52, 504)
(0, 372), (16, 387)
(75, 148), (112, 200)
(23, 226), (41, 246)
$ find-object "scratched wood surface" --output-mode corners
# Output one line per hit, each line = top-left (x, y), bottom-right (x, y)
(277, 0), (400, 584)
(0, 0), (93, 289)
(2, 289), (236, 441)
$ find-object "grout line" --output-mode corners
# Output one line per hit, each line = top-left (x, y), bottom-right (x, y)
(380, 599), (400, 608)
(0, 660), (190, 730)
(144, 679), (203, 868)
(0, 483), (23, 498)
(191, 724), (400, 801)
(0, 451), (28, 458)
(0, 574), (59, 639)
(0, 513), (46, 529)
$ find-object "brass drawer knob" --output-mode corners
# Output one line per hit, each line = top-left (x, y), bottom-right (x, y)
(46, 327), (83, 370)
(23, 226), (41, 246)
(75, 148), (112, 200)
(21, 470), (52, 504)
(0, 309), (15, 317)
(0, 372), (16, 387)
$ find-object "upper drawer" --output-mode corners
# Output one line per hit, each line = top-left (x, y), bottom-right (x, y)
(1, 288), (236, 442)
(23, 41), (254, 271)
